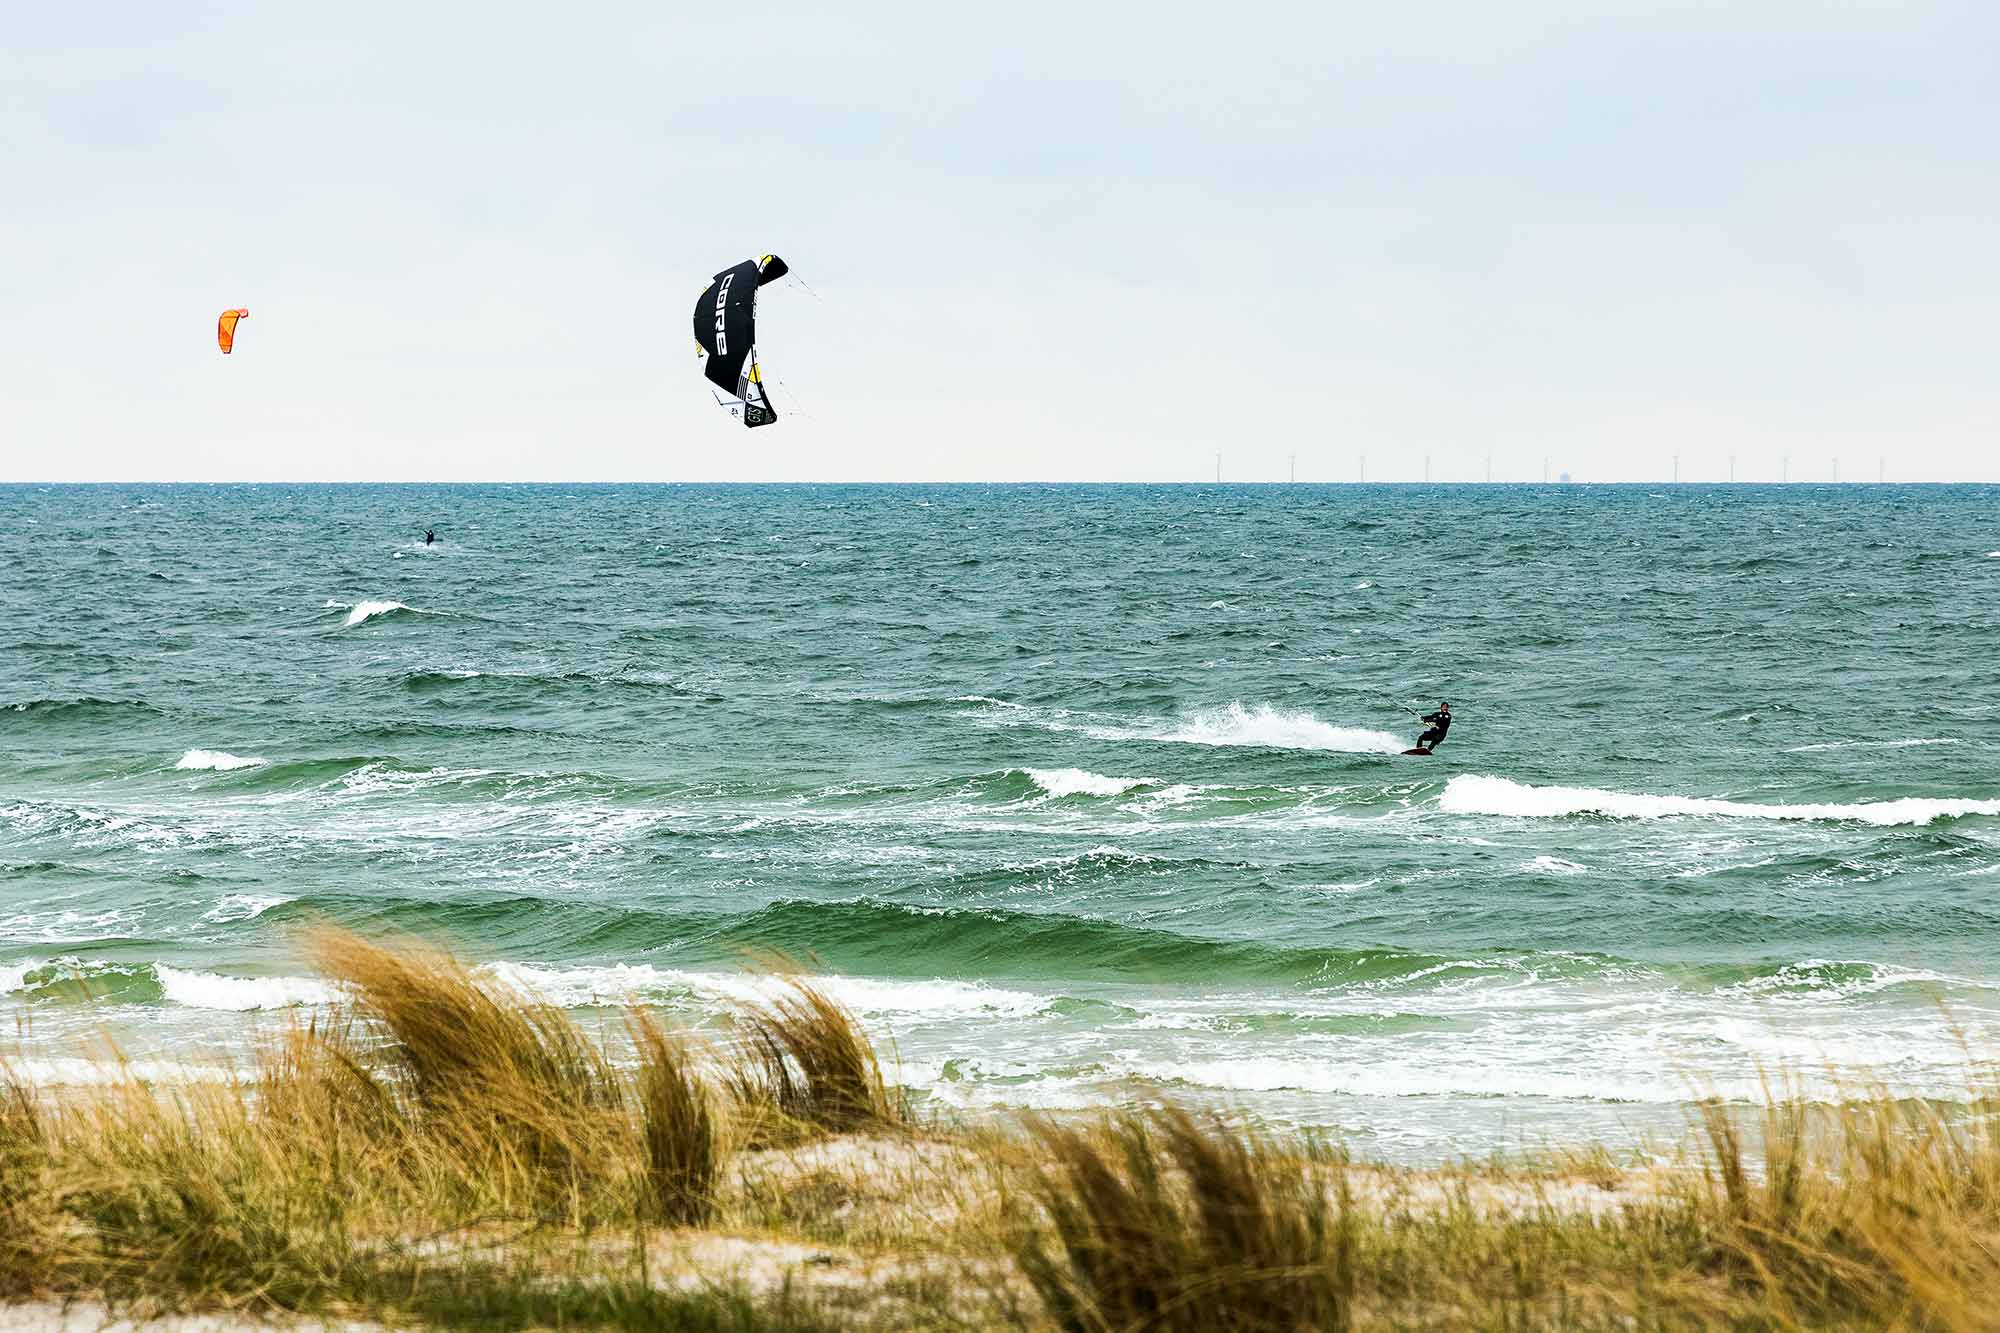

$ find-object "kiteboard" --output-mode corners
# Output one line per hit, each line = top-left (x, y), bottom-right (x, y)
(1401, 747), (1433, 756)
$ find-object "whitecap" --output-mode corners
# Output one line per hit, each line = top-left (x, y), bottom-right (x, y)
(1305, 878), (1379, 895)
(343, 599), (410, 627)
(1784, 738), (1957, 753)
(1440, 774), (2000, 827)
(1019, 767), (1151, 799)
(155, 965), (337, 1011)
(175, 749), (268, 772)
(484, 961), (1047, 1019)
(198, 894), (292, 925)
(1525, 855), (1587, 874)
(6, 1058), (242, 1087)
(1717, 958), (1970, 1001)
(1001, 845), (1160, 873)
(726, 971), (1049, 1020)
(923, 1075), (1115, 1113)
(1133, 1054), (1681, 1104)
(0, 907), (144, 944)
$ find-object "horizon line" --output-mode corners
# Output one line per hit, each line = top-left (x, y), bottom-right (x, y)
(0, 479), (1989, 489)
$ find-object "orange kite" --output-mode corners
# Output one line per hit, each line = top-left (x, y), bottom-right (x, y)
(217, 308), (250, 354)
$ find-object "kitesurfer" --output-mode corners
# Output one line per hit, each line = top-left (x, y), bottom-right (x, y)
(424, 529), (435, 546)
(1413, 702), (1451, 754)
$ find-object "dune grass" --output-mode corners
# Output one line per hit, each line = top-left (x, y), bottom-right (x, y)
(4, 930), (2000, 1329)
(724, 973), (903, 1148)
(0, 1069), (50, 1300)
(634, 1009), (718, 1227)
(1017, 1107), (1353, 1332)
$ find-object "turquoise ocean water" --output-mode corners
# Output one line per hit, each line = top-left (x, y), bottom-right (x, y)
(3, 483), (1997, 1161)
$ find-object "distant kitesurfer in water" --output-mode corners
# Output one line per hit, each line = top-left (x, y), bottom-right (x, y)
(424, 529), (436, 546)
(1413, 701), (1451, 754)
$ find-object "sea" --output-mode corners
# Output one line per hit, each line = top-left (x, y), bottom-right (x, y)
(3, 482), (1997, 1162)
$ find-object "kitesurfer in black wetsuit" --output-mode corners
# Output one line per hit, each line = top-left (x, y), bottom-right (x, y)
(424, 529), (436, 546)
(1414, 702), (1451, 754)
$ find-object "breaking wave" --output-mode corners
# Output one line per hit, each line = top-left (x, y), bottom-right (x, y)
(1440, 774), (2000, 827)
(197, 894), (293, 925)
(6, 1059), (241, 1088)
(154, 966), (338, 1011)
(175, 749), (268, 772)
(1018, 767), (1152, 799)
(485, 960), (1049, 1020)
(327, 599), (434, 628)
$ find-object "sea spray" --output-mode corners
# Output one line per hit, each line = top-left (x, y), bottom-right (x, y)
(1081, 703), (1406, 753)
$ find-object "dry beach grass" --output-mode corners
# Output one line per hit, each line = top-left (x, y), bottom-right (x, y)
(4, 930), (2000, 1329)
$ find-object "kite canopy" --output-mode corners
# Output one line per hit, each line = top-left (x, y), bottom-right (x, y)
(217, 309), (250, 355)
(692, 256), (787, 427)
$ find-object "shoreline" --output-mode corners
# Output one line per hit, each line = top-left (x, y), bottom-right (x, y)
(3, 929), (1994, 1329)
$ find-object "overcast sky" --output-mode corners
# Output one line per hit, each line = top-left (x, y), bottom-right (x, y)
(5, 1), (1995, 482)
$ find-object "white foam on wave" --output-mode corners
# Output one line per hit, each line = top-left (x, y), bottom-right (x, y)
(0, 960), (37, 994)
(484, 961), (1047, 1020)
(1135, 1053), (1694, 1104)
(1526, 855), (1587, 875)
(198, 894), (292, 925)
(175, 749), (268, 772)
(0, 905), (144, 944)
(155, 965), (337, 1011)
(8, 1059), (242, 1087)
(1149, 703), (1405, 754)
(1717, 958), (1972, 1002)
(1001, 845), (1160, 875)
(748, 972), (1049, 1019)
(1020, 767), (1151, 799)
(342, 599), (410, 627)
(1784, 738), (1957, 753)
(482, 961), (674, 1007)
(1440, 774), (2000, 827)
